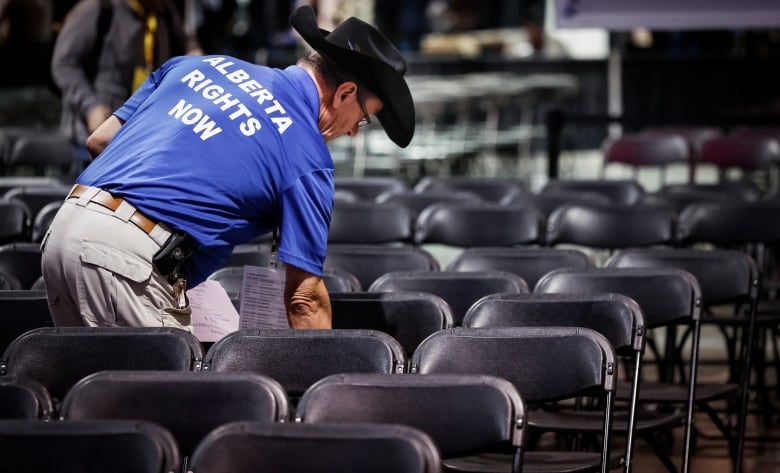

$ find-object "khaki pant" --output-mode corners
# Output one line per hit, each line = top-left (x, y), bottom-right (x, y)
(40, 187), (192, 330)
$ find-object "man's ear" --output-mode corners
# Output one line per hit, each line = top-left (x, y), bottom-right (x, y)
(332, 81), (358, 108)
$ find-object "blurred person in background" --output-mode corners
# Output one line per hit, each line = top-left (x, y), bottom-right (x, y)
(51, 0), (202, 169)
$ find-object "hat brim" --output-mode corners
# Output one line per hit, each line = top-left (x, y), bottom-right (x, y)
(290, 6), (415, 148)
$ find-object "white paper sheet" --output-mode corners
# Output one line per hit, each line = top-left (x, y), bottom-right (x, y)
(188, 279), (240, 342)
(239, 265), (289, 329)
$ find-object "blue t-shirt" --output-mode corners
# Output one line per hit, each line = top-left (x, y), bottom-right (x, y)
(78, 55), (335, 286)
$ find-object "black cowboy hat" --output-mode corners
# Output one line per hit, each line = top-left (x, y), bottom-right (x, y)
(289, 5), (415, 148)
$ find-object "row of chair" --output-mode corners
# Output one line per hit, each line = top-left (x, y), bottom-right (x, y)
(0, 175), (776, 249)
(327, 180), (780, 253)
(207, 245), (769, 472)
(1, 325), (616, 473)
(604, 126), (780, 189)
(1, 410), (443, 473)
(0, 248), (758, 473)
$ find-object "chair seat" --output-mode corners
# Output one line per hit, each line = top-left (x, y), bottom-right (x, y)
(444, 451), (609, 473)
(615, 380), (739, 403)
(527, 407), (685, 434)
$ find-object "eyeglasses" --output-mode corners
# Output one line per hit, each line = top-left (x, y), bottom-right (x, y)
(356, 92), (371, 128)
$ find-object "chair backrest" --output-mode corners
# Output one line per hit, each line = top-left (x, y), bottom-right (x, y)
(0, 419), (181, 473)
(676, 200), (780, 316)
(322, 267), (362, 292)
(60, 370), (290, 457)
(463, 292), (644, 358)
(6, 131), (77, 177)
(0, 289), (52, 353)
(545, 201), (677, 250)
(0, 176), (67, 195)
(0, 199), (30, 244)
(539, 178), (646, 206)
(414, 201), (544, 247)
(0, 327), (204, 405)
(202, 329), (406, 397)
(328, 200), (414, 244)
(411, 326), (616, 401)
(535, 267), (701, 329)
(729, 125), (780, 141)
(0, 375), (54, 420)
(30, 275), (46, 291)
(375, 189), (483, 221)
(410, 326), (616, 473)
(0, 270), (21, 290)
(461, 292), (647, 473)
(30, 200), (62, 242)
(605, 248), (758, 307)
(188, 421), (442, 473)
(325, 243), (440, 290)
(0, 242), (43, 289)
(677, 200), (780, 248)
(296, 372), (525, 466)
(519, 189), (612, 219)
(446, 247), (593, 289)
(368, 270), (529, 326)
(604, 132), (689, 167)
(641, 181), (763, 212)
(221, 243), (272, 269)
(699, 135), (780, 171)
(413, 176), (526, 203)
(334, 176), (410, 201)
(533, 265), (703, 455)
(641, 125), (723, 158)
(206, 266), (244, 300)
(3, 184), (70, 221)
(330, 291), (455, 357)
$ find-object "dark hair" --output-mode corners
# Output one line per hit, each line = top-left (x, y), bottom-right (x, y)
(298, 51), (372, 96)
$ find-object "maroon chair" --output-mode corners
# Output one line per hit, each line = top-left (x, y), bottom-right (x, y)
(641, 126), (723, 182)
(698, 135), (780, 192)
(602, 133), (690, 186)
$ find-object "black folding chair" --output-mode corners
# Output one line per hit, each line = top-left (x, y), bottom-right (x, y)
(414, 201), (545, 247)
(330, 291), (454, 359)
(60, 370), (289, 468)
(411, 326), (617, 473)
(188, 421), (442, 473)
(369, 269), (529, 326)
(539, 179), (646, 206)
(446, 246), (593, 290)
(0, 375), (54, 420)
(0, 289), (52, 353)
(325, 243), (440, 290)
(202, 329), (405, 400)
(0, 419), (181, 473)
(676, 200), (780, 471)
(535, 267), (702, 473)
(605, 247), (760, 471)
(413, 176), (526, 203)
(0, 326), (204, 412)
(334, 176), (410, 201)
(0, 242), (43, 289)
(296, 372), (525, 473)
(463, 292), (645, 473)
(328, 200), (413, 244)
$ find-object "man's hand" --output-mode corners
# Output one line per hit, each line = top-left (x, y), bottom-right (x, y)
(284, 265), (332, 329)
